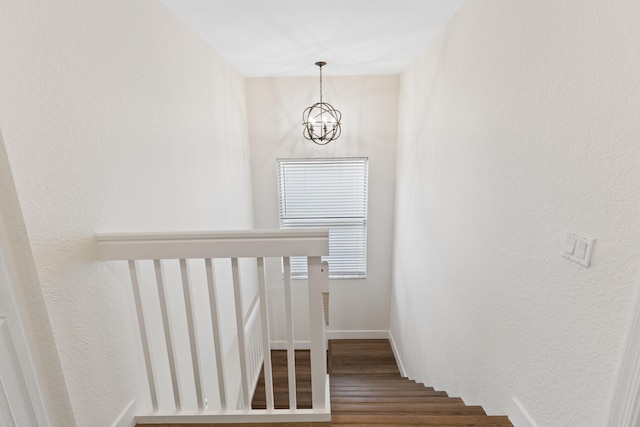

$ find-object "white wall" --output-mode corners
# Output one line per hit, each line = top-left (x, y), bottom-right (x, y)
(246, 76), (398, 341)
(0, 134), (75, 425)
(0, 0), (255, 425)
(391, 1), (640, 427)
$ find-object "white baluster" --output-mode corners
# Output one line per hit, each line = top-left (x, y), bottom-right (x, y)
(283, 256), (297, 409)
(205, 258), (226, 410)
(257, 257), (274, 410)
(179, 259), (205, 410)
(128, 260), (158, 411)
(231, 258), (250, 409)
(153, 259), (182, 410)
(308, 256), (327, 410)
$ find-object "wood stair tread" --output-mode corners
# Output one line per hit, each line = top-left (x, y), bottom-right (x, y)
(331, 414), (513, 425)
(332, 397), (464, 404)
(331, 390), (450, 397)
(331, 382), (430, 389)
(333, 402), (467, 410)
(332, 403), (486, 414)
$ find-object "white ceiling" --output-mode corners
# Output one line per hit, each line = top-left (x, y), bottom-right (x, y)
(160, 0), (467, 77)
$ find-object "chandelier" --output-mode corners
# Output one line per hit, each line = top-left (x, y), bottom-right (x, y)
(302, 61), (342, 145)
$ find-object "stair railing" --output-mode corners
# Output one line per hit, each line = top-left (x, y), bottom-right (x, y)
(96, 229), (330, 424)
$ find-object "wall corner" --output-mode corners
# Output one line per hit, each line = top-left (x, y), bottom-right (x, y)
(388, 330), (407, 378)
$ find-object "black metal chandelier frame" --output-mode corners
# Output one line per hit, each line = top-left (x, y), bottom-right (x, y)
(302, 61), (342, 145)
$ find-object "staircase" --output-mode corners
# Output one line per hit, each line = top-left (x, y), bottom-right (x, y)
(252, 339), (513, 426)
(326, 339), (513, 426)
(138, 339), (513, 426)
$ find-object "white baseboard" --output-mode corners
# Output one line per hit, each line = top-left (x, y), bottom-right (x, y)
(387, 330), (407, 378)
(326, 330), (389, 340)
(508, 397), (538, 427)
(110, 399), (136, 427)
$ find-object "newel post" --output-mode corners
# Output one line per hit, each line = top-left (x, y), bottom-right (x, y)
(308, 256), (328, 410)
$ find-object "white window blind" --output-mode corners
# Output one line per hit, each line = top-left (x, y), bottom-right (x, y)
(277, 158), (368, 279)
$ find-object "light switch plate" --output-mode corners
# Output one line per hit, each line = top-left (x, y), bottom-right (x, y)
(563, 236), (576, 255)
(562, 232), (594, 267)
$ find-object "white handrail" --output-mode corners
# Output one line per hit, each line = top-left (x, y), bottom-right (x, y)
(96, 229), (330, 424)
(96, 229), (329, 260)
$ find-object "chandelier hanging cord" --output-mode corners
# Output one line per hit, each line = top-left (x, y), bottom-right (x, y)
(318, 61), (324, 105)
(302, 61), (342, 145)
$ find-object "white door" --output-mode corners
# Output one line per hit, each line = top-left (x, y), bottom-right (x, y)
(0, 214), (50, 426)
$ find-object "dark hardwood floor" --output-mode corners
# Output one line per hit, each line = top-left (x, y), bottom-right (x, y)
(139, 339), (513, 426)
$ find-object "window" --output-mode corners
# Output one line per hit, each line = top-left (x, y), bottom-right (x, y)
(276, 158), (368, 279)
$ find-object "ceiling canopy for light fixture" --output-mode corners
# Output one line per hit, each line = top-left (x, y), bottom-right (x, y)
(302, 61), (342, 145)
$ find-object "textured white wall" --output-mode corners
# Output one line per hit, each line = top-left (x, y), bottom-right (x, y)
(391, 1), (640, 427)
(246, 76), (398, 340)
(0, 0), (254, 425)
(0, 131), (66, 426)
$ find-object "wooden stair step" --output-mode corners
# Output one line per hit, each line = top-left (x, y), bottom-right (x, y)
(331, 396), (464, 404)
(330, 352), (399, 361)
(331, 382), (426, 389)
(330, 341), (393, 348)
(331, 399), (467, 414)
(331, 404), (487, 416)
(331, 414), (514, 425)
(331, 355), (397, 362)
(330, 376), (413, 383)
(331, 366), (400, 374)
(331, 389), (449, 397)
(330, 383), (433, 390)
(331, 379), (422, 385)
